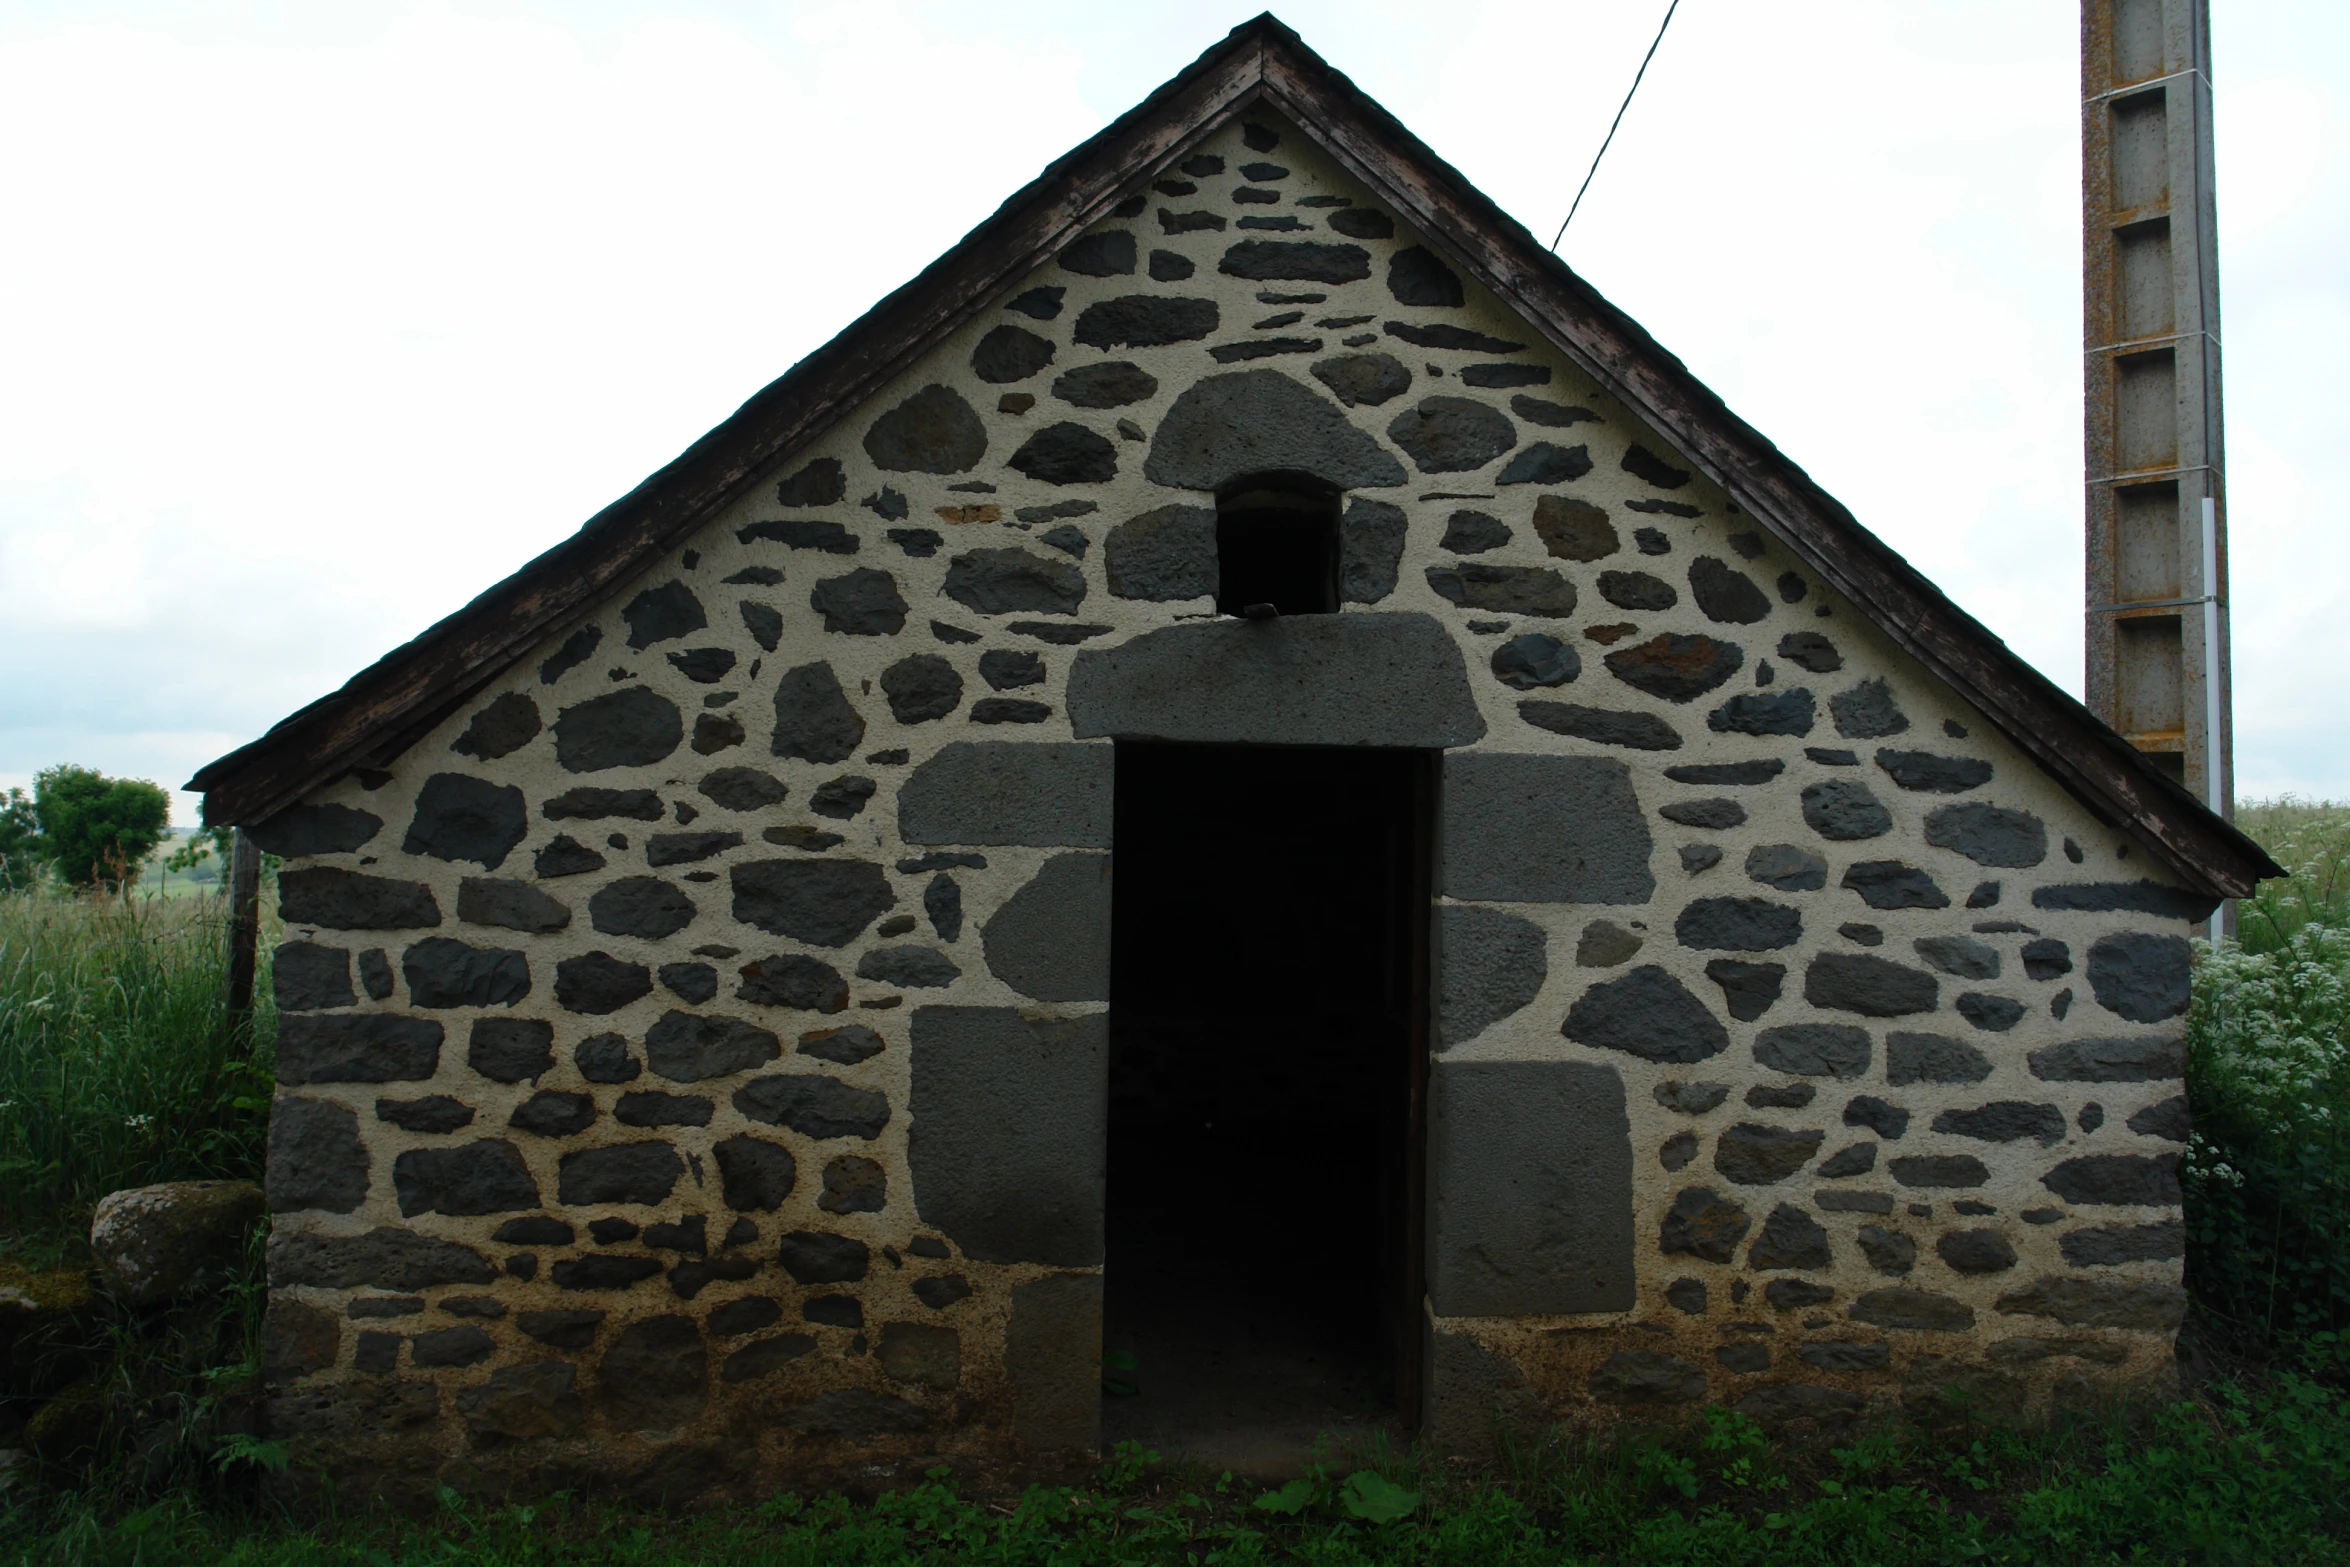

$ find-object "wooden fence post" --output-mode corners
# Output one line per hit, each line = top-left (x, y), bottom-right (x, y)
(224, 829), (261, 1023)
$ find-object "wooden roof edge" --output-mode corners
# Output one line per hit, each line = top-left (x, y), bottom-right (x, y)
(189, 14), (2279, 897)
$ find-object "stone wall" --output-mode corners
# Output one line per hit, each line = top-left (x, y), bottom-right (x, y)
(254, 110), (2199, 1498)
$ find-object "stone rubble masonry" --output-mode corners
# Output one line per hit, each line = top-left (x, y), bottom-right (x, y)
(250, 113), (2194, 1497)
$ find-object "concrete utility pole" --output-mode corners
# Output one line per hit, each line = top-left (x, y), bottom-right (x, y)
(2080, 0), (2231, 818)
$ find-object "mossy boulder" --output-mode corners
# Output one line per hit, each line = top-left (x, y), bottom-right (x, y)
(88, 1180), (265, 1306)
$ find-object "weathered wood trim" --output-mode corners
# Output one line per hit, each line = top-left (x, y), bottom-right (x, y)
(192, 17), (2275, 896)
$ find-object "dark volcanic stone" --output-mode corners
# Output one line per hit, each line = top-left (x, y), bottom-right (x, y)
(1995, 1277), (2187, 1330)
(267, 1226), (496, 1291)
(1765, 1280), (1836, 1311)
(1914, 936), (2000, 980)
(1844, 1095), (1910, 1138)
(1804, 953), (1937, 1016)
(735, 1073), (891, 1141)
(1653, 1081), (1731, 1114)
(452, 693), (542, 762)
(1876, 750), (1994, 793)
(2060, 1221), (2185, 1266)
(1686, 557), (1769, 625)
(574, 1033), (642, 1083)
(555, 953), (652, 1016)
(1588, 1350), (1706, 1405)
(2042, 1154), (2181, 1206)
(979, 651), (1045, 691)
(1714, 1124), (1825, 1185)
(1754, 1024), (1872, 1078)
(897, 740), (1113, 848)
(554, 688), (683, 773)
(713, 1134), (797, 1212)
(1495, 442), (1594, 486)
(1460, 363), (1550, 388)
(707, 1297), (782, 1337)
(1842, 861), (1949, 910)
(1425, 563), (1576, 615)
(1603, 633), (1744, 701)
(739, 519), (856, 558)
(1749, 1203), (1831, 1269)
(1519, 701), (1682, 750)
(1219, 239), (1371, 282)
(1008, 422), (1119, 486)
(698, 766), (788, 811)
(1933, 1100), (2067, 1146)
(1659, 1187), (1752, 1263)
(543, 787), (663, 821)
(1746, 844), (1827, 891)
(971, 324), (1055, 383)
(770, 662), (865, 764)
(809, 776), (876, 820)
(408, 1326), (494, 1368)
(274, 942), (354, 1012)
(588, 877), (694, 940)
(1564, 966), (1728, 1063)
(856, 945), (962, 988)
(599, 1315), (706, 1430)
(1957, 993), (2027, 1031)
(810, 568), (908, 635)
(645, 1010), (780, 1082)
(539, 624), (602, 684)
(1146, 368), (1407, 490)
(1340, 496), (1408, 603)
(1682, 845), (1724, 874)
(1706, 960), (1785, 1021)
(1437, 905), (1548, 1048)
(1210, 335), (1324, 363)
(1058, 229), (1135, 276)
(2028, 1035), (2185, 1082)
(1530, 495), (1617, 561)
(1887, 1032), (1993, 1085)
(1599, 570), (1677, 611)
(1006, 285), (1064, 319)
(730, 859), (893, 947)
(1889, 1156), (1988, 1189)
(1936, 1230), (2019, 1275)
(457, 878), (570, 935)
(248, 802), (383, 858)
(551, 1255), (662, 1290)
(863, 384), (986, 474)
(1103, 504), (1216, 601)
(1323, 205), (1392, 237)
(775, 456), (846, 507)
(1621, 444), (1691, 488)
(1818, 1143), (1879, 1178)
(402, 938), (529, 1009)
(376, 1095), (474, 1134)
(1801, 780), (1893, 840)
(1665, 1277), (1708, 1315)
(557, 1141), (683, 1207)
(1849, 1287), (1972, 1331)
(392, 1139), (539, 1217)
(467, 1018), (554, 1082)
(1385, 245), (1463, 305)
(1053, 361), (1158, 408)
(2086, 931), (2192, 1022)
(402, 773), (528, 871)
(1513, 396), (1600, 428)
(876, 653), (961, 724)
(2022, 939), (2074, 980)
(944, 548), (1088, 616)
(1386, 397), (1517, 473)
(622, 580), (707, 649)
(1830, 678), (1910, 739)
(614, 1091), (711, 1128)
(269, 1096), (370, 1213)
(1385, 320), (1525, 353)
(819, 1155), (887, 1215)
(2031, 880), (2221, 919)
(1925, 803), (2048, 868)
(277, 1013), (443, 1084)
(778, 1231), (871, 1285)
(1716, 1342), (1770, 1372)
(1776, 632), (1841, 673)
(509, 1090), (597, 1137)
(1709, 690), (1816, 736)
(1678, 897), (1802, 951)
(1491, 633), (1578, 689)
(924, 874), (963, 942)
(2128, 1096), (2191, 1140)
(735, 953), (849, 1013)
(1442, 509), (1512, 553)
(517, 1309), (603, 1349)
(1310, 352), (1412, 408)
(1856, 1225), (1915, 1274)
(1073, 295), (1220, 349)
(645, 832), (742, 868)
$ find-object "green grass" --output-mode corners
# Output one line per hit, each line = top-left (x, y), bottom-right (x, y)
(0, 888), (275, 1260)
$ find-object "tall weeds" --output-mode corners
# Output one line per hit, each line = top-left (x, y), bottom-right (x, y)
(0, 891), (274, 1254)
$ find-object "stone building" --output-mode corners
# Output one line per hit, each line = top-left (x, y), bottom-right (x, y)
(191, 17), (2275, 1502)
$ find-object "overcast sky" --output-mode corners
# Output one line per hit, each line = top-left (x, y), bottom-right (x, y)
(3, 1), (2343, 826)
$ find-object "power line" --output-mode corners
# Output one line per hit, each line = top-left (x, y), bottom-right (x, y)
(1550, 0), (1681, 250)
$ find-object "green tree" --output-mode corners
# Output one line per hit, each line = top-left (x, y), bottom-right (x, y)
(0, 786), (39, 890)
(31, 765), (172, 890)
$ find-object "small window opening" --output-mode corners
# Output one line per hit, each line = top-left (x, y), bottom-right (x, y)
(1216, 474), (1340, 617)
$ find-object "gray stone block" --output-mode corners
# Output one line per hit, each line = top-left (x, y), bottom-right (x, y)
(277, 1014), (442, 1084)
(2031, 880), (2220, 921)
(1428, 1059), (1635, 1315)
(2086, 932), (2192, 1023)
(392, 1140), (539, 1217)
(274, 942), (354, 1012)
(248, 803), (382, 858)
(1803, 953), (1938, 1016)
(898, 742), (1114, 847)
(1887, 1031), (1993, 1085)
(1753, 1024), (1871, 1079)
(1924, 803), (2048, 868)
(1677, 897), (1801, 951)
(1007, 1273), (1102, 1455)
(268, 1227), (495, 1290)
(2028, 1034), (2184, 1081)
(1441, 752), (1652, 903)
(1994, 1276), (2185, 1330)
(1436, 905), (1548, 1048)
(279, 868), (440, 930)
(1143, 369), (1406, 491)
(909, 1007), (1106, 1266)
(2041, 1154), (2181, 1206)
(1339, 497), (1407, 602)
(2058, 1220), (2186, 1266)
(1714, 1123), (1825, 1185)
(268, 1096), (370, 1213)
(1103, 505), (1217, 601)
(1588, 1350), (1706, 1404)
(1932, 1101), (2067, 1146)
(1564, 965), (1728, 1063)
(1067, 612), (1482, 748)
(982, 854), (1112, 1003)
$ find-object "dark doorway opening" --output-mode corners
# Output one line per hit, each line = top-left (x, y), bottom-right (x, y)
(1104, 742), (1431, 1470)
(1215, 474), (1340, 617)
